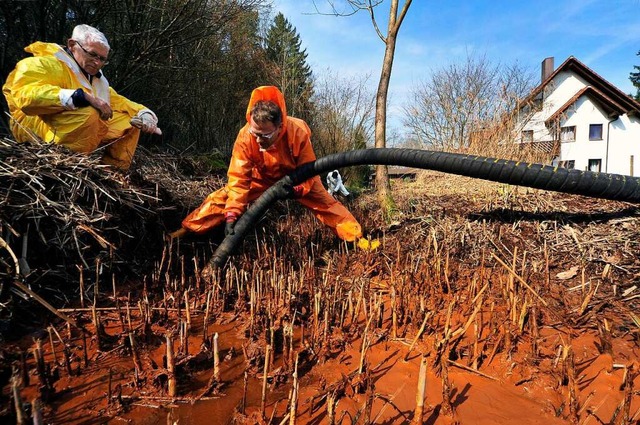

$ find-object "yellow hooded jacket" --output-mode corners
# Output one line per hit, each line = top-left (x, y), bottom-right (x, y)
(3, 42), (146, 168)
(182, 86), (362, 241)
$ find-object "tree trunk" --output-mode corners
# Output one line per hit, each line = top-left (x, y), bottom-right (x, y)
(326, 0), (412, 214)
(374, 0), (409, 215)
(374, 36), (395, 214)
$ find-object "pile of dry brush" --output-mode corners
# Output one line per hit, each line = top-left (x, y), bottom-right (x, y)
(0, 138), (224, 333)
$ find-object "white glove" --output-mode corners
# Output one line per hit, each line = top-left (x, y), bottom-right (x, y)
(131, 109), (161, 135)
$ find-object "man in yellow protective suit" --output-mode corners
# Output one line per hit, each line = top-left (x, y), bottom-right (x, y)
(2, 24), (160, 170)
(172, 85), (363, 243)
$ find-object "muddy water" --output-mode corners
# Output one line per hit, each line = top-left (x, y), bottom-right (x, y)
(118, 319), (270, 425)
(111, 315), (294, 424)
(6, 291), (640, 424)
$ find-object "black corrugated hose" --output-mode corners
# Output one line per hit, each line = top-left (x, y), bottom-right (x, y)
(210, 148), (640, 267)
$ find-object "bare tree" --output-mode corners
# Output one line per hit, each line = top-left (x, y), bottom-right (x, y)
(99, 0), (271, 155)
(404, 53), (536, 159)
(317, 0), (412, 215)
(312, 69), (375, 155)
(311, 69), (375, 186)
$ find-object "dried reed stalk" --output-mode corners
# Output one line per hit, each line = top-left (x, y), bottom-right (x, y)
(289, 352), (299, 425)
(404, 312), (432, 362)
(166, 333), (177, 397)
(213, 333), (220, 382)
(11, 374), (25, 425)
(491, 253), (548, 306)
(261, 344), (272, 419)
(413, 355), (428, 424)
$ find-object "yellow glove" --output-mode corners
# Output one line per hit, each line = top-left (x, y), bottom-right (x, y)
(357, 238), (380, 251)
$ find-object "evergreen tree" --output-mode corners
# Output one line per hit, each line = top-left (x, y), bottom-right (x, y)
(265, 13), (313, 123)
(631, 50), (640, 101)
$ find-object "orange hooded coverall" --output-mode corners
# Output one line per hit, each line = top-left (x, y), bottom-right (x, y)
(181, 86), (362, 242)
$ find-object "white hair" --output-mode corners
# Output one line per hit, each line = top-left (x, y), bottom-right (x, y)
(71, 24), (110, 50)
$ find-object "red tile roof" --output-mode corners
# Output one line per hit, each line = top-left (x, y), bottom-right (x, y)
(545, 85), (629, 125)
(521, 56), (640, 116)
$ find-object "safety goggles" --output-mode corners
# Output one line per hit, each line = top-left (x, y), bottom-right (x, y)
(249, 128), (278, 140)
(75, 41), (109, 65)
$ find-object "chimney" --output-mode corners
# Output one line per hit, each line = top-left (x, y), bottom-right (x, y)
(541, 57), (554, 83)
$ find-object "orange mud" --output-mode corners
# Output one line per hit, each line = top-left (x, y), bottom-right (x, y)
(2, 172), (640, 424)
(6, 307), (638, 424)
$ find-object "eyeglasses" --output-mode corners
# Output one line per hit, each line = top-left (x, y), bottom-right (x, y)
(75, 41), (109, 64)
(249, 128), (278, 140)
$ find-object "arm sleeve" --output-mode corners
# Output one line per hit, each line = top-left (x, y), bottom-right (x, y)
(8, 57), (68, 116)
(224, 131), (255, 216)
(109, 87), (146, 116)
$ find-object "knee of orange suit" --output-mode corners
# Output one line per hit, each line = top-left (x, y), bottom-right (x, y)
(100, 152), (132, 170)
(43, 107), (105, 153)
(101, 127), (141, 170)
(181, 187), (229, 234)
(9, 111), (47, 143)
(182, 213), (226, 234)
(335, 221), (363, 242)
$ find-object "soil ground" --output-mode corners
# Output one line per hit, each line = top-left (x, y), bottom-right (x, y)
(1, 170), (640, 424)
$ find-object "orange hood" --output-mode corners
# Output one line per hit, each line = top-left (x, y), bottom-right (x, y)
(245, 86), (287, 127)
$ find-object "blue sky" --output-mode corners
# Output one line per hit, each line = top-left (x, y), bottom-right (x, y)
(271, 0), (640, 132)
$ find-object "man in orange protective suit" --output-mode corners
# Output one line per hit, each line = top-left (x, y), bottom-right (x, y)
(171, 85), (363, 242)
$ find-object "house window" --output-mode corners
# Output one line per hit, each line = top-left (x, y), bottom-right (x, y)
(522, 130), (533, 143)
(559, 160), (575, 169)
(588, 159), (601, 172)
(560, 126), (576, 141)
(589, 124), (603, 141)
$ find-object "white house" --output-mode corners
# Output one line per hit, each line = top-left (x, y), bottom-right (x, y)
(515, 57), (640, 176)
